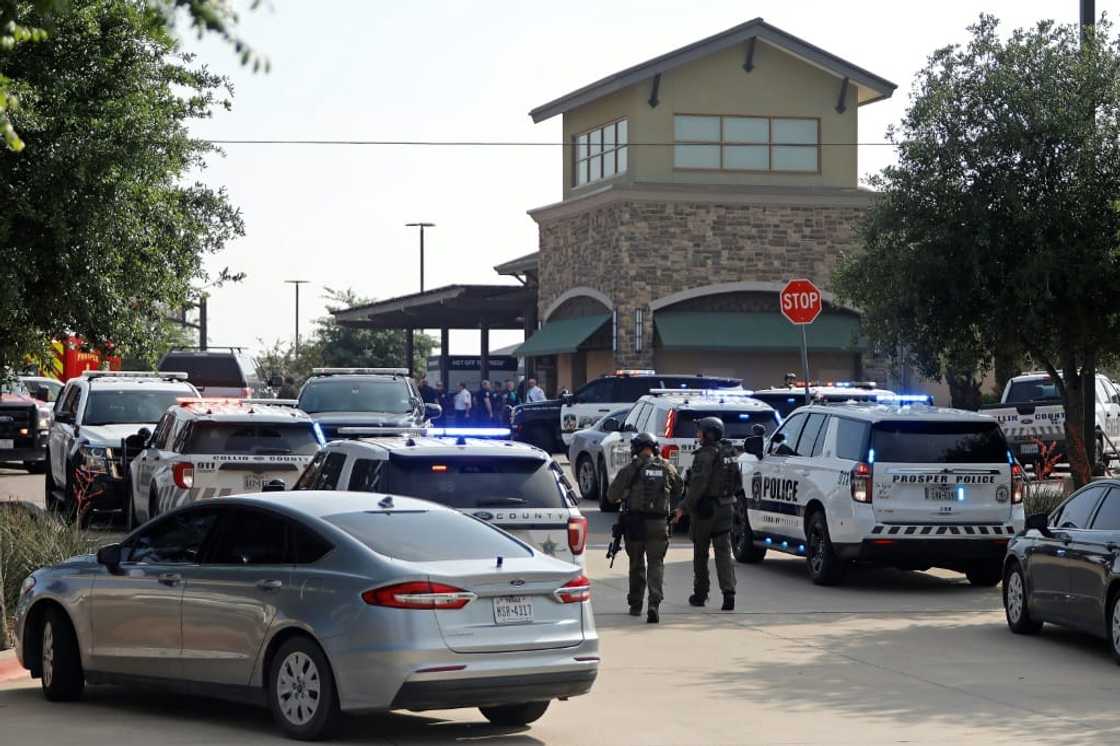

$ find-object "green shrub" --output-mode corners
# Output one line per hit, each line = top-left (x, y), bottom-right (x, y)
(0, 501), (101, 649)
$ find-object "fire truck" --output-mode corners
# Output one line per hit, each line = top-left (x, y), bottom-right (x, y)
(38, 337), (122, 381)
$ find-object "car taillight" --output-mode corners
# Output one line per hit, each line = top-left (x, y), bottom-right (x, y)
(240, 387), (252, 399)
(1011, 462), (1024, 504)
(851, 462), (872, 503)
(362, 581), (475, 610)
(172, 462), (194, 489)
(553, 574), (591, 604)
(661, 444), (679, 461)
(663, 409), (677, 438)
(567, 516), (588, 555)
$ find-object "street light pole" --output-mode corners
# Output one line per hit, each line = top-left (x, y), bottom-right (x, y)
(404, 223), (435, 376)
(284, 280), (309, 357)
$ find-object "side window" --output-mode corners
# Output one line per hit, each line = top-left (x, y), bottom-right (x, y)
(171, 421), (192, 452)
(290, 522), (333, 564)
(58, 385), (80, 418)
(348, 458), (382, 492)
(310, 452), (347, 490)
(810, 415), (832, 457)
(1096, 379), (1111, 405)
(124, 508), (219, 565)
(294, 451), (327, 490)
(576, 380), (614, 404)
(149, 414), (171, 449)
(1089, 488), (1120, 531)
(795, 414), (827, 456)
(1055, 485), (1108, 529)
(614, 378), (655, 401)
(623, 403), (648, 430)
(633, 404), (656, 433)
(648, 407), (669, 437)
(834, 418), (871, 461)
(206, 508), (288, 565)
(773, 413), (807, 456)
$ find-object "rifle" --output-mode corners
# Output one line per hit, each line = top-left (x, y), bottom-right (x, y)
(606, 458), (644, 567)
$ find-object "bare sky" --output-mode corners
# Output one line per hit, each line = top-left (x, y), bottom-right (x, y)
(182, 0), (1113, 359)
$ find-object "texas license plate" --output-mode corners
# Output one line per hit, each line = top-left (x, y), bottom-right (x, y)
(0, 439), (12, 450)
(243, 474), (263, 492)
(1020, 443), (1039, 455)
(493, 596), (533, 625)
(925, 485), (953, 501)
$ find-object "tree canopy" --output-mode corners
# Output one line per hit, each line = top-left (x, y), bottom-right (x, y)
(834, 15), (1120, 485)
(0, 0), (243, 372)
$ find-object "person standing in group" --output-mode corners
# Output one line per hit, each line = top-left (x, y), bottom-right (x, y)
(673, 417), (738, 611)
(500, 379), (520, 424)
(475, 379), (495, 424)
(607, 432), (683, 624)
(418, 375), (437, 405)
(453, 382), (472, 426)
(526, 377), (546, 403)
(435, 382), (451, 424)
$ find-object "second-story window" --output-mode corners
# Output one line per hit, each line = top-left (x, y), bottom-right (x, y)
(673, 115), (819, 173)
(574, 119), (628, 187)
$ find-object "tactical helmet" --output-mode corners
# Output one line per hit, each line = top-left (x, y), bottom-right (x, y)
(631, 432), (658, 454)
(696, 416), (725, 441)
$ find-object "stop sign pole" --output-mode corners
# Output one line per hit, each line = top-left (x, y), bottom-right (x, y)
(779, 279), (823, 405)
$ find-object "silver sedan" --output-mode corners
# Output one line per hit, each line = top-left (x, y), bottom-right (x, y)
(567, 407), (631, 502)
(13, 492), (599, 740)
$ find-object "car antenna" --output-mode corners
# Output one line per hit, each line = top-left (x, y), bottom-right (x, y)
(378, 496), (393, 509)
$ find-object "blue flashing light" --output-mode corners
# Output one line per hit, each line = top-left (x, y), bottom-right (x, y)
(312, 421), (326, 446)
(764, 537), (773, 545)
(868, 448), (876, 465)
(781, 540), (789, 549)
(957, 485), (965, 502)
(427, 427), (512, 438)
(1007, 449), (1014, 465)
(786, 397), (797, 403)
(876, 394), (934, 404)
(798, 544), (806, 553)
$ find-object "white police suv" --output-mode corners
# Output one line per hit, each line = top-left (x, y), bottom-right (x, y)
(749, 381), (908, 420)
(128, 398), (324, 527)
(734, 400), (1025, 586)
(292, 427), (589, 567)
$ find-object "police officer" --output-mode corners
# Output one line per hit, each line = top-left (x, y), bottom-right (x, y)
(607, 432), (683, 624)
(673, 416), (738, 611)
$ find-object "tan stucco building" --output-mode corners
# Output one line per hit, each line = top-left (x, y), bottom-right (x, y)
(517, 18), (897, 393)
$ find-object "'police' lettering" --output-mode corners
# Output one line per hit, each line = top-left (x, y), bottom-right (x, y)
(760, 477), (799, 502)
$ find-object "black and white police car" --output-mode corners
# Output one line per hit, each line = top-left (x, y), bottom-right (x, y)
(749, 380), (907, 420)
(292, 426), (589, 567)
(734, 399), (1025, 586)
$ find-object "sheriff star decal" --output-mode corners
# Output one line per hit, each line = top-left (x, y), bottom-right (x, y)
(540, 538), (558, 556)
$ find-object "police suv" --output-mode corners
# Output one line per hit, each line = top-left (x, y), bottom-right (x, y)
(296, 368), (442, 441)
(597, 389), (779, 512)
(127, 398), (324, 527)
(749, 381), (907, 420)
(735, 400), (1025, 586)
(293, 428), (588, 567)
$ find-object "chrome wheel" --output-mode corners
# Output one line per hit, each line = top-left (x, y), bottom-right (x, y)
(577, 457), (596, 497)
(276, 651), (321, 726)
(808, 527), (825, 575)
(41, 621), (55, 689)
(1006, 570), (1024, 624)
(1112, 598), (1120, 655)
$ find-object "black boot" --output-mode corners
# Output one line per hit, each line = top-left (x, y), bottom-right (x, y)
(628, 604), (642, 617)
(647, 606), (659, 624)
(688, 593), (707, 607)
(721, 594), (735, 611)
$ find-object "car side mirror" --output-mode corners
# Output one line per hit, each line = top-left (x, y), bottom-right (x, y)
(124, 429), (150, 452)
(621, 422), (637, 433)
(1025, 512), (1052, 537)
(743, 435), (765, 459)
(96, 543), (122, 568)
(424, 403), (443, 421)
(602, 417), (621, 433)
(561, 393), (575, 406)
(261, 479), (286, 493)
(33, 386), (50, 402)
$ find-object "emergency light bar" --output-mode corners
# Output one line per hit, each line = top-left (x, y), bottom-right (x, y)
(875, 394), (935, 405)
(613, 369), (656, 376)
(242, 398), (300, 407)
(426, 427), (512, 438)
(335, 426), (427, 437)
(311, 367), (410, 377)
(82, 370), (189, 381)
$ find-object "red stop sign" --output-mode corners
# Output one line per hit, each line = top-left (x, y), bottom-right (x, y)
(779, 279), (823, 325)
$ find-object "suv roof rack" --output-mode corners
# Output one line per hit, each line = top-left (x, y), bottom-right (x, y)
(311, 367), (410, 377)
(167, 346), (245, 353)
(649, 388), (755, 398)
(82, 370), (189, 382)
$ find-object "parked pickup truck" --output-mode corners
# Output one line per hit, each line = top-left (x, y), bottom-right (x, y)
(981, 371), (1120, 472)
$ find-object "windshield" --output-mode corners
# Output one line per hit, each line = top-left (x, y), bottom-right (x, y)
(749, 393), (804, 419)
(870, 421), (1008, 464)
(1005, 379), (1060, 404)
(298, 379), (414, 414)
(185, 422), (321, 455)
(374, 456), (567, 509)
(24, 379), (62, 402)
(83, 390), (186, 425)
(1, 380), (29, 396)
(159, 354), (245, 388)
(673, 410), (779, 438)
(325, 509), (532, 562)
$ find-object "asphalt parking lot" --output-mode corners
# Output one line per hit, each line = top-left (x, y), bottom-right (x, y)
(3, 464), (1120, 744)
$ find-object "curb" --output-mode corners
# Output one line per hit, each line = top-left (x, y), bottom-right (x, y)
(0, 647), (29, 683)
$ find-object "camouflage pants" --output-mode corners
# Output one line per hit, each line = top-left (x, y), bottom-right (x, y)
(625, 518), (669, 608)
(689, 505), (736, 597)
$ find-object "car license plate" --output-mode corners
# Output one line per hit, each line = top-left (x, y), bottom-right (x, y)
(243, 474), (263, 491)
(925, 485), (953, 501)
(493, 596), (533, 625)
(0, 439), (12, 450)
(1020, 443), (1039, 455)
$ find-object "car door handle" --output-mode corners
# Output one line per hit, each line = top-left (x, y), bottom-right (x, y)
(157, 573), (182, 587)
(256, 579), (283, 591)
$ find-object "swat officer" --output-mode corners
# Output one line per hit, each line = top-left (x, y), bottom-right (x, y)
(673, 416), (738, 611)
(607, 432), (683, 624)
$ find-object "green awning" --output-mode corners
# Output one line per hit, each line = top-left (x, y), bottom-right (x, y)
(654, 312), (863, 352)
(515, 314), (610, 357)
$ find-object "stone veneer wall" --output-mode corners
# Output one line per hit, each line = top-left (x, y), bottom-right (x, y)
(537, 199), (867, 368)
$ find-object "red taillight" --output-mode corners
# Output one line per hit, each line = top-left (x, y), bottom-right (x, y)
(240, 387), (252, 399)
(554, 574), (591, 604)
(663, 409), (677, 438)
(851, 462), (872, 503)
(172, 462), (194, 489)
(1011, 462), (1024, 504)
(567, 516), (588, 555)
(362, 581), (475, 610)
(660, 444), (679, 461)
